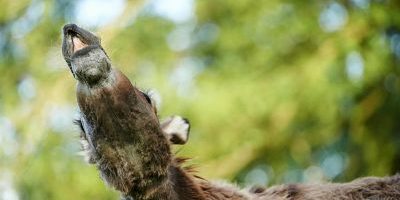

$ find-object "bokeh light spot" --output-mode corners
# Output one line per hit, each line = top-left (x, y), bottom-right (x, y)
(321, 153), (345, 179)
(147, 0), (194, 23)
(345, 51), (364, 83)
(75, 0), (126, 27)
(17, 75), (36, 102)
(319, 2), (348, 32)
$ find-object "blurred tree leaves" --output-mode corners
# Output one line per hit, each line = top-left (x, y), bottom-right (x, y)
(0, 0), (399, 199)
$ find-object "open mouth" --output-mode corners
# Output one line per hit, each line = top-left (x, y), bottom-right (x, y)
(62, 24), (94, 57)
(71, 34), (88, 53)
(66, 29), (89, 54)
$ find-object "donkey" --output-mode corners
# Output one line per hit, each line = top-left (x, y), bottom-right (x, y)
(62, 24), (400, 200)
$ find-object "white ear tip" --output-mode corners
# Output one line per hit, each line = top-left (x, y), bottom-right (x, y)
(162, 115), (190, 145)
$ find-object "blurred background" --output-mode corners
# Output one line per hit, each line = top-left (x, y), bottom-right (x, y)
(0, 0), (400, 199)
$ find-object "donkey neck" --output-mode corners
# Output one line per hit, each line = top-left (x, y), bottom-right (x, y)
(123, 162), (206, 200)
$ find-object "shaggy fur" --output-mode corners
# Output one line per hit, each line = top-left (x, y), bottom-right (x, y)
(62, 24), (400, 200)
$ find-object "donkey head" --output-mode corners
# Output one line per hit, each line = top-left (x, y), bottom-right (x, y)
(62, 24), (189, 145)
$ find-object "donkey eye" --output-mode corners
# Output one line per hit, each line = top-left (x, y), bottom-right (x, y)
(142, 92), (152, 104)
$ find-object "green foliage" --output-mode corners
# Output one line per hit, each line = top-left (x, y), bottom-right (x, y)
(1, 0), (399, 199)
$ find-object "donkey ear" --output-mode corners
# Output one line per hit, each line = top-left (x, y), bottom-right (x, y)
(161, 115), (190, 145)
